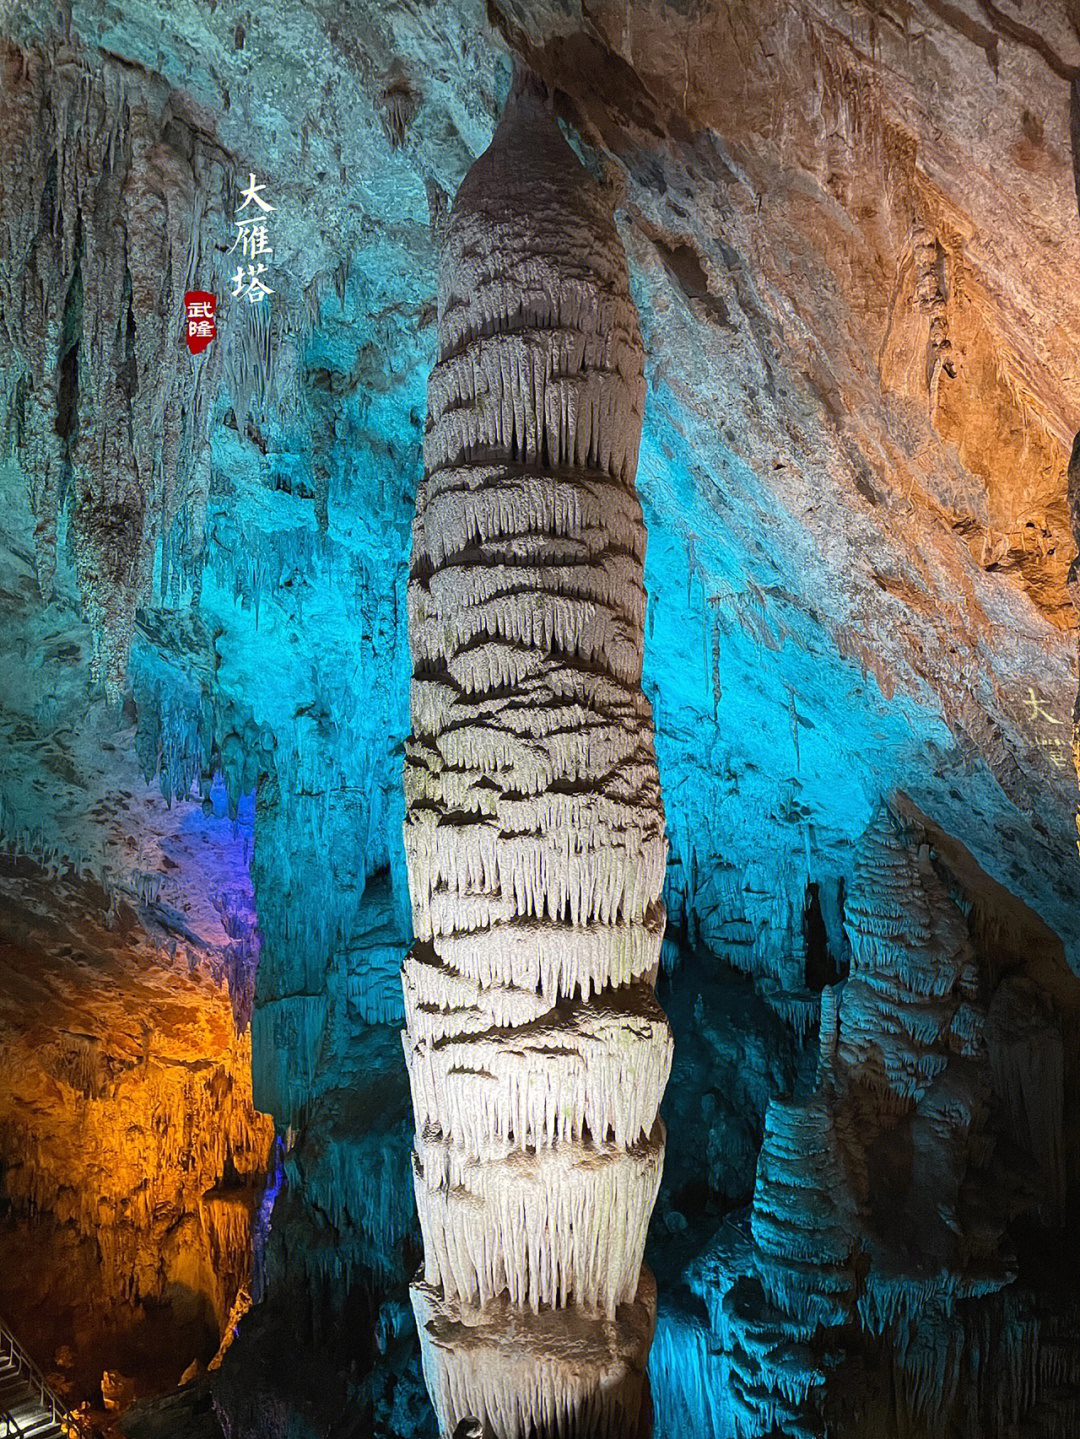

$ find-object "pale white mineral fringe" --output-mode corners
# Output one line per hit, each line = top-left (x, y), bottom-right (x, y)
(413, 1122), (664, 1317)
(416, 469), (647, 571)
(411, 906), (664, 1003)
(401, 68), (668, 1438)
(412, 1273), (655, 1439)
(403, 981), (672, 1153)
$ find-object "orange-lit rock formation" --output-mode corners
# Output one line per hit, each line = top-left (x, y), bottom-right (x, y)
(0, 855), (273, 1400)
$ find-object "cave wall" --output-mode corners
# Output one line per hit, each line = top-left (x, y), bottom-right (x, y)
(0, 1), (1078, 1435)
(0, 845), (274, 1404)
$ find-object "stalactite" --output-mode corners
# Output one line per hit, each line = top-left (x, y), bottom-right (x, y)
(0, 40), (227, 701)
(911, 219), (955, 391)
(401, 68), (670, 1439)
(0, 1028), (273, 1332)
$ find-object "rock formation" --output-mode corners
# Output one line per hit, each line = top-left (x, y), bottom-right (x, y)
(1, 3), (1079, 1435)
(689, 805), (1049, 1437)
(0, 852), (274, 1399)
(0, 40), (232, 702)
(1070, 428), (1080, 839)
(401, 69), (672, 1439)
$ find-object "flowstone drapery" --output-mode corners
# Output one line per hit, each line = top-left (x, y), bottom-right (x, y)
(401, 71), (672, 1438)
(0, 41), (230, 701)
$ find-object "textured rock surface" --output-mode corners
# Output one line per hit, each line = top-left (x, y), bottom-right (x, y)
(0, 0), (1079, 1435)
(0, 851), (274, 1405)
(671, 806), (1078, 1438)
(401, 73), (670, 1437)
(0, 0), (1075, 964)
(0, 39), (229, 701)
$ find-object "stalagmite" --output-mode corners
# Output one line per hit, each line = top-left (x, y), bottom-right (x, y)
(401, 69), (671, 1438)
(707, 806), (1003, 1436)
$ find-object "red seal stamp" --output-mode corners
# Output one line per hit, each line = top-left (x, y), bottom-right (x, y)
(184, 291), (217, 354)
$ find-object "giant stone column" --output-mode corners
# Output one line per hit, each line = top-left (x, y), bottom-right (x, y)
(402, 69), (672, 1439)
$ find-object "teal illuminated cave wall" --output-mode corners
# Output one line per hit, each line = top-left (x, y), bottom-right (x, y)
(1, 7), (1079, 1437)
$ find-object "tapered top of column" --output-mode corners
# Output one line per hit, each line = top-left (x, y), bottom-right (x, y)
(450, 64), (611, 242)
(436, 62), (645, 441)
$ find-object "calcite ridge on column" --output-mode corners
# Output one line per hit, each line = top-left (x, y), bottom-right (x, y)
(401, 67), (671, 1439)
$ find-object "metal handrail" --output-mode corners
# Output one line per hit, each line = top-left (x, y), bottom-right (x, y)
(0, 1316), (74, 1432)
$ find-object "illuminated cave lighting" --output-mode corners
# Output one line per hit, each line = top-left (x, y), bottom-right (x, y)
(0, 5), (1078, 1439)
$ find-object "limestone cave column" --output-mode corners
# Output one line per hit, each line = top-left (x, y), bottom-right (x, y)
(400, 69), (672, 1439)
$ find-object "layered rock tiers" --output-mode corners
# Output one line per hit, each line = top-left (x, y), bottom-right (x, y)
(712, 807), (1000, 1436)
(401, 70), (671, 1438)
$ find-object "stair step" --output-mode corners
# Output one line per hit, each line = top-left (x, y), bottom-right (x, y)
(1, 1390), (61, 1413)
(3, 1398), (42, 1416)
(0, 1321), (69, 1437)
(7, 1413), (64, 1434)
(2, 1408), (43, 1428)
(0, 1388), (34, 1405)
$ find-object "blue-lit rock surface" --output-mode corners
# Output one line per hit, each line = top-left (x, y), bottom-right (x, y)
(0, 1), (1078, 1435)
